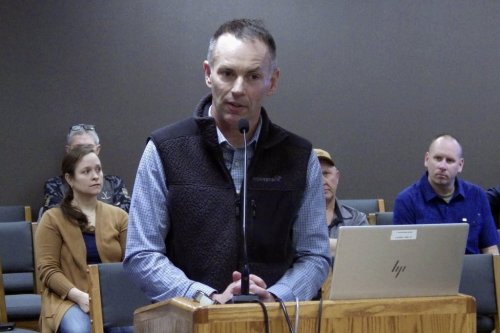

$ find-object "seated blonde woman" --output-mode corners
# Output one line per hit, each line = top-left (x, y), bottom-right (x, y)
(35, 145), (129, 333)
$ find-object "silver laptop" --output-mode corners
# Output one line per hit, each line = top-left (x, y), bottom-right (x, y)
(329, 223), (469, 300)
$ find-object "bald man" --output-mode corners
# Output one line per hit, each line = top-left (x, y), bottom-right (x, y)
(393, 134), (498, 254)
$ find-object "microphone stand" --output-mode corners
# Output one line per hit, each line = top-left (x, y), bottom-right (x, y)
(231, 118), (259, 303)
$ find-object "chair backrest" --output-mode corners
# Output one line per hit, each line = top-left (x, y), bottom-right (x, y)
(0, 258), (7, 323)
(0, 206), (32, 223)
(458, 254), (500, 333)
(0, 222), (36, 294)
(498, 229), (500, 253)
(338, 199), (385, 215)
(0, 224), (40, 332)
(367, 212), (394, 225)
(30, 222), (42, 294)
(88, 263), (150, 333)
(1, 265), (38, 332)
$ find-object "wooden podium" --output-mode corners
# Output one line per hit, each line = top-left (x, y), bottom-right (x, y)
(134, 294), (476, 333)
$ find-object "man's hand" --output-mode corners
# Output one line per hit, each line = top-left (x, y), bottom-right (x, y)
(211, 271), (276, 304)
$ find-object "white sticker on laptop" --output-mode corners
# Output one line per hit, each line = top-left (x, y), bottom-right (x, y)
(391, 230), (417, 240)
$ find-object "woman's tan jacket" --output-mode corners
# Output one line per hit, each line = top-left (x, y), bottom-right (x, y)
(35, 201), (128, 333)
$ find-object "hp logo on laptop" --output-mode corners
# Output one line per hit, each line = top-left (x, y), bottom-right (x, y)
(391, 260), (406, 278)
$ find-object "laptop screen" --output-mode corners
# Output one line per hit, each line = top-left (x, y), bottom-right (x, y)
(329, 223), (469, 300)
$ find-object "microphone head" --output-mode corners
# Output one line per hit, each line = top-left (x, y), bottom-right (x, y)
(238, 118), (250, 134)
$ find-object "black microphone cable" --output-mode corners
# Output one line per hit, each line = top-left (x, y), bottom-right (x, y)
(253, 299), (270, 333)
(316, 296), (324, 333)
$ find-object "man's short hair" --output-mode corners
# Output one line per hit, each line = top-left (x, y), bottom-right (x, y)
(66, 124), (100, 145)
(207, 18), (277, 68)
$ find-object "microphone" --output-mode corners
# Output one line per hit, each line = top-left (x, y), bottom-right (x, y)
(232, 118), (259, 303)
(238, 118), (249, 134)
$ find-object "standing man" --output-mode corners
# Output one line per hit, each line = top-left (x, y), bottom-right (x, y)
(314, 148), (368, 257)
(393, 134), (498, 254)
(124, 19), (330, 305)
(41, 124), (130, 217)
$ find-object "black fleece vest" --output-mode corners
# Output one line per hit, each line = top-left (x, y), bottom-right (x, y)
(150, 96), (311, 292)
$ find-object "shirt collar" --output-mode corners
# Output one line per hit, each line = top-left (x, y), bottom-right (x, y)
(328, 200), (344, 228)
(208, 105), (261, 148)
(421, 172), (465, 202)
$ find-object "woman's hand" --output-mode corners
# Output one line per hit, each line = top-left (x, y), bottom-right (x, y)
(68, 288), (90, 313)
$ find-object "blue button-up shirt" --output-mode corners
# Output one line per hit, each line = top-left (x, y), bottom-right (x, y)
(394, 173), (498, 254)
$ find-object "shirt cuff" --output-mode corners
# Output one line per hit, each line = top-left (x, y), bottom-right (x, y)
(267, 283), (296, 302)
(185, 281), (217, 300)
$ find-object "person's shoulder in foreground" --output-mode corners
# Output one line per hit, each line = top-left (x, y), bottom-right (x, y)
(487, 185), (500, 227)
(124, 18), (330, 305)
(337, 201), (368, 227)
(100, 174), (130, 212)
(487, 185), (500, 207)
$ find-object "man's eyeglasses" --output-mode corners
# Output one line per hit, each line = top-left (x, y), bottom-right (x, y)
(69, 124), (96, 132)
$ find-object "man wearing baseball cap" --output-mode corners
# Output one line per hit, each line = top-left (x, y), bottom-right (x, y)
(314, 148), (369, 257)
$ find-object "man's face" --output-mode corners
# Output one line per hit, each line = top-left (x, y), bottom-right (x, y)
(320, 160), (340, 203)
(424, 137), (464, 191)
(66, 133), (100, 154)
(203, 33), (279, 132)
(65, 152), (103, 197)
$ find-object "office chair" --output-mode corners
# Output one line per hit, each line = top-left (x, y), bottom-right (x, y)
(0, 260), (39, 332)
(459, 254), (500, 333)
(367, 212), (394, 225)
(0, 206), (32, 223)
(88, 263), (150, 333)
(0, 222), (41, 331)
